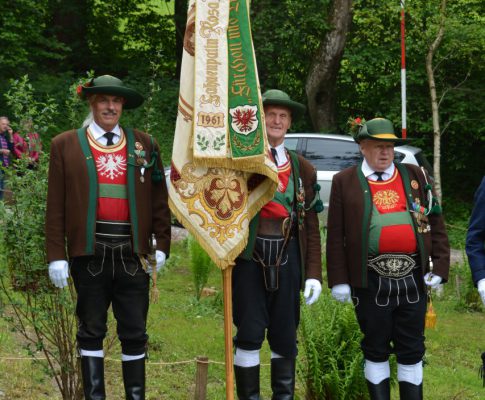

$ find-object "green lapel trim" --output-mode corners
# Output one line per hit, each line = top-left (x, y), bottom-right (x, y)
(287, 150), (305, 288)
(76, 127), (97, 254)
(273, 169), (294, 213)
(396, 163), (427, 267)
(124, 127), (139, 253)
(288, 150), (300, 187)
(357, 162), (372, 287)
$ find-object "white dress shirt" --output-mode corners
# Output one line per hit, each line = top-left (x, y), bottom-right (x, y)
(361, 159), (395, 181)
(88, 121), (122, 146)
(270, 142), (288, 165)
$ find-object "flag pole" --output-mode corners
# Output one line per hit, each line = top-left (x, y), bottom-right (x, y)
(222, 267), (235, 400)
(401, 0), (407, 139)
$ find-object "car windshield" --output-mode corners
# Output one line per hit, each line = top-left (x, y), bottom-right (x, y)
(414, 151), (434, 176)
(304, 138), (362, 170)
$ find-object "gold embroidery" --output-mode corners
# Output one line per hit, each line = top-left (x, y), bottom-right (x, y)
(171, 163), (248, 245)
(373, 189), (400, 210)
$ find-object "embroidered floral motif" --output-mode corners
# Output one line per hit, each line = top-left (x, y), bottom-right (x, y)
(170, 163), (248, 245)
(373, 189), (399, 210)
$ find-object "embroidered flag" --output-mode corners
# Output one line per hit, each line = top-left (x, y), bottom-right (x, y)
(169, 0), (277, 269)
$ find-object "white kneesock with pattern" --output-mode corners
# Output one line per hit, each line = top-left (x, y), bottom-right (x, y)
(80, 349), (104, 358)
(397, 361), (423, 385)
(364, 360), (390, 384)
(234, 348), (260, 367)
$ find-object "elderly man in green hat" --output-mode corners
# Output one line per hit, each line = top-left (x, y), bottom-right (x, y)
(232, 89), (323, 399)
(46, 75), (171, 399)
(326, 118), (450, 400)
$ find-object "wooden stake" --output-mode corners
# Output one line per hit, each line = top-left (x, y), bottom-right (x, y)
(194, 356), (209, 400)
(222, 267), (234, 400)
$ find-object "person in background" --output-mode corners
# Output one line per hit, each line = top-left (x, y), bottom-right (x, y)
(466, 176), (485, 306)
(0, 116), (14, 199)
(232, 89), (323, 399)
(12, 119), (42, 167)
(326, 118), (450, 400)
(45, 75), (171, 400)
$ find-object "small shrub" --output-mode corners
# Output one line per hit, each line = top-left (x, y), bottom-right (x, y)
(188, 235), (216, 301)
(448, 260), (483, 312)
(298, 291), (368, 400)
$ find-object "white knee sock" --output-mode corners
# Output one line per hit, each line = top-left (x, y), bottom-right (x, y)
(80, 349), (104, 358)
(234, 348), (260, 367)
(270, 351), (284, 359)
(397, 361), (423, 385)
(121, 353), (145, 362)
(364, 359), (390, 384)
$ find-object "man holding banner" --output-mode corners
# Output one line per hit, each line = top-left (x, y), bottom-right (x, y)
(232, 89), (323, 399)
(169, 1), (321, 398)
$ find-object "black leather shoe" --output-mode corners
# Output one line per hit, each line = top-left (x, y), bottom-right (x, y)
(234, 365), (260, 399)
(80, 356), (106, 400)
(122, 357), (146, 400)
(366, 378), (390, 400)
(399, 381), (423, 400)
(271, 358), (295, 399)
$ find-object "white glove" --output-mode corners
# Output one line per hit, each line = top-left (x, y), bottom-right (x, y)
(303, 279), (322, 305)
(477, 279), (485, 306)
(331, 283), (352, 303)
(48, 260), (69, 288)
(146, 250), (166, 274)
(424, 272), (442, 288)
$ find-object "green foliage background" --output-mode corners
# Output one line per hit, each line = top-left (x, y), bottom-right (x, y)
(1, 0), (483, 199)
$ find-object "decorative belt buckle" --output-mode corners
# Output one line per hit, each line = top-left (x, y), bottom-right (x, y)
(368, 254), (416, 278)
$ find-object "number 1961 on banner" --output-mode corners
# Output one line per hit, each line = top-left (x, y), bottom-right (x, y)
(197, 112), (225, 128)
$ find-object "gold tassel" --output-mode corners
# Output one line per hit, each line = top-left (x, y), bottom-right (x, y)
(425, 256), (437, 329)
(425, 290), (437, 329)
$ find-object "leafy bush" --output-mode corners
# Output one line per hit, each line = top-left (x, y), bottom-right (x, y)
(298, 292), (368, 400)
(0, 155), (82, 399)
(447, 260), (483, 312)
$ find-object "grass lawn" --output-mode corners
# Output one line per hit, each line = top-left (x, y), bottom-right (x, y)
(1, 238), (484, 399)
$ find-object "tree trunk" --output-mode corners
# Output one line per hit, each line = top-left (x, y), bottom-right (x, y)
(425, 0), (446, 203)
(175, 0), (189, 80)
(305, 0), (352, 132)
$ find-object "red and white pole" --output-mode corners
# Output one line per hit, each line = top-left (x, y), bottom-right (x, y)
(401, 0), (407, 138)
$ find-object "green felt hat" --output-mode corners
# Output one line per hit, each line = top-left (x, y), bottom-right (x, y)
(355, 118), (410, 145)
(78, 75), (144, 109)
(262, 89), (306, 119)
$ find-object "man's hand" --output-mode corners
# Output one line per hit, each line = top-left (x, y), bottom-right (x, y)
(303, 279), (322, 305)
(146, 250), (166, 274)
(331, 283), (352, 303)
(48, 260), (69, 288)
(477, 279), (485, 306)
(423, 272), (442, 288)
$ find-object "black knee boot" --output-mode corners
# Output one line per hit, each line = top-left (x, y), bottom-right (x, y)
(234, 365), (260, 400)
(122, 357), (146, 400)
(270, 358), (295, 400)
(399, 381), (423, 400)
(366, 378), (390, 400)
(80, 356), (106, 400)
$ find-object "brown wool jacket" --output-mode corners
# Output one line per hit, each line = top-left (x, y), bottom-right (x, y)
(45, 127), (171, 262)
(241, 152), (322, 285)
(326, 162), (450, 288)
